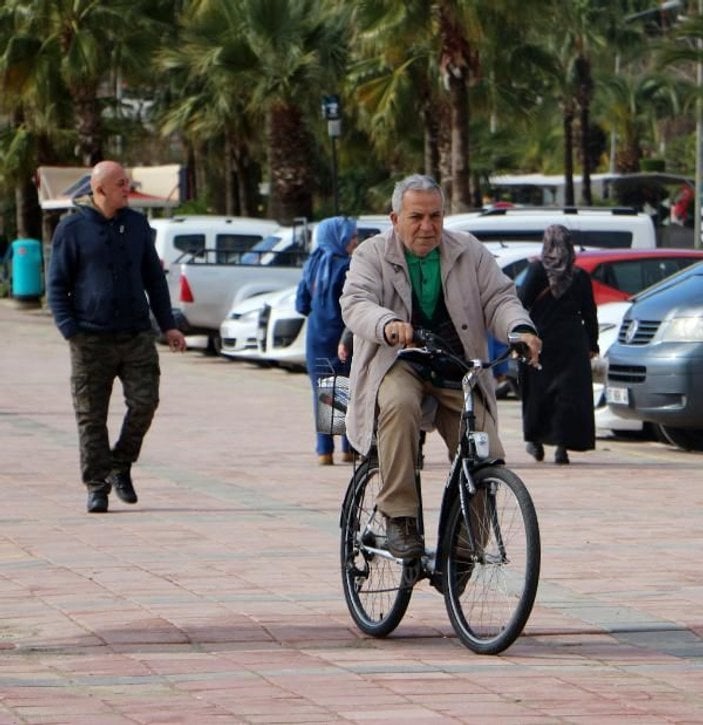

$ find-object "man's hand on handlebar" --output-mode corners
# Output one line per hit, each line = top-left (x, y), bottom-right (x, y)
(508, 332), (542, 369)
(384, 320), (415, 348)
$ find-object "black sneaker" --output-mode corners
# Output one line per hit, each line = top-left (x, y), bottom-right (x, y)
(86, 487), (109, 513)
(107, 470), (138, 504)
(385, 516), (423, 559)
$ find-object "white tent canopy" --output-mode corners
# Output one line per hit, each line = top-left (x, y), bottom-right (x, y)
(37, 164), (182, 211)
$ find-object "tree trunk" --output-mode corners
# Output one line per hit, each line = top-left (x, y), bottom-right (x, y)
(436, 102), (452, 204)
(267, 101), (313, 224)
(448, 72), (471, 213)
(224, 133), (235, 217)
(233, 146), (259, 218)
(576, 56), (593, 206)
(580, 103), (592, 206)
(15, 177), (42, 241)
(563, 106), (575, 207)
(423, 104), (441, 182)
(185, 142), (197, 201)
(616, 137), (641, 173)
(72, 84), (103, 167)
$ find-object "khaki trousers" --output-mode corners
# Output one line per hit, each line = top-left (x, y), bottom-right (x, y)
(375, 361), (504, 518)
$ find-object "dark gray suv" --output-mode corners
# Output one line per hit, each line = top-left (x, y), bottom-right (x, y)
(606, 261), (703, 451)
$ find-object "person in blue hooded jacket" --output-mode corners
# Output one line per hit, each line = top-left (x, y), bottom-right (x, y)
(296, 216), (359, 464)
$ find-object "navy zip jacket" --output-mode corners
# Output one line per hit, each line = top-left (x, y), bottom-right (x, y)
(48, 203), (175, 339)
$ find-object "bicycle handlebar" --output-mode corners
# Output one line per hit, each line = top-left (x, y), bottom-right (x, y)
(408, 328), (531, 372)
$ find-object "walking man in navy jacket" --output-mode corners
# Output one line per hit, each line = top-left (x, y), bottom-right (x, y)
(48, 160), (186, 513)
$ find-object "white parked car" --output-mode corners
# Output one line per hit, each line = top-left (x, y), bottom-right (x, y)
(219, 289), (287, 361)
(255, 216), (394, 369)
(591, 301), (645, 436)
(257, 286), (307, 370)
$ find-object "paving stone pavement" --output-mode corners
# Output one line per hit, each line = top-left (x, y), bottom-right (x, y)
(0, 298), (701, 724)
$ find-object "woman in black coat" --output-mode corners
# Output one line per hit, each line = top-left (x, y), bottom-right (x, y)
(518, 224), (599, 464)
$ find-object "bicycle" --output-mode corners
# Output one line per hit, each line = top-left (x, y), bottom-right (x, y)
(337, 329), (541, 655)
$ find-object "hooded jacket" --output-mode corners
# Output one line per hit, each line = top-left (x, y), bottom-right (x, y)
(295, 217), (356, 368)
(48, 203), (175, 339)
(340, 227), (535, 455)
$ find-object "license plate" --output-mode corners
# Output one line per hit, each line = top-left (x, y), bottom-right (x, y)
(605, 386), (629, 405)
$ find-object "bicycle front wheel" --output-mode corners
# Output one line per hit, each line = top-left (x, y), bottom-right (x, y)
(442, 465), (540, 654)
(340, 457), (413, 637)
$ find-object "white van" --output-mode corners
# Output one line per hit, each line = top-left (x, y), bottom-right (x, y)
(444, 207), (657, 249)
(150, 215), (280, 272)
(237, 214), (393, 267)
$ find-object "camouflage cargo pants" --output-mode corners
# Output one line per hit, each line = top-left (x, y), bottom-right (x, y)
(69, 331), (160, 491)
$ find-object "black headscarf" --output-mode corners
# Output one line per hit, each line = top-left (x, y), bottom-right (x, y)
(541, 224), (574, 299)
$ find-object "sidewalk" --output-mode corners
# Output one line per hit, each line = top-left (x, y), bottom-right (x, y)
(0, 298), (701, 724)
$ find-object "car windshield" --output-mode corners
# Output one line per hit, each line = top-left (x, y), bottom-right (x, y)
(632, 259), (703, 302)
(240, 235), (282, 265)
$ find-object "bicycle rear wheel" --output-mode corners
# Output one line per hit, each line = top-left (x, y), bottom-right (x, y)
(442, 465), (540, 654)
(340, 457), (413, 637)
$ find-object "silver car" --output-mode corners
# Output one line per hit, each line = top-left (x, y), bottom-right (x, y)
(605, 261), (703, 451)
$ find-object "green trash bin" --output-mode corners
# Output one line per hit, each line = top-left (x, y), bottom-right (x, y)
(10, 238), (44, 301)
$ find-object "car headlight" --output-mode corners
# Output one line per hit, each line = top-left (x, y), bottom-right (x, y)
(653, 309), (703, 342)
(230, 308), (260, 321)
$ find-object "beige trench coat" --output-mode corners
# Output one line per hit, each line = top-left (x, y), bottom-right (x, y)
(340, 227), (535, 456)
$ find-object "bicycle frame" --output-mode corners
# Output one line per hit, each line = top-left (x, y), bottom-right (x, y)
(424, 363), (505, 589)
(343, 331), (528, 577)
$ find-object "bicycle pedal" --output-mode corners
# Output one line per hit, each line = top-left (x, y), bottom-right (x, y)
(401, 559), (423, 587)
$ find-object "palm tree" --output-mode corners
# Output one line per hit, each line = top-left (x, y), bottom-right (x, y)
(168, 0), (349, 222)
(156, 5), (262, 215)
(0, 2), (72, 239)
(350, 0), (550, 210)
(348, 1), (442, 182)
(7, 0), (171, 167)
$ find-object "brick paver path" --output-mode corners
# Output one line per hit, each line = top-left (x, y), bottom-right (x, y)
(1, 300), (701, 723)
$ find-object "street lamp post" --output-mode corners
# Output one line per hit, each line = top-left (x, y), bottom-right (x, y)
(322, 94), (342, 215)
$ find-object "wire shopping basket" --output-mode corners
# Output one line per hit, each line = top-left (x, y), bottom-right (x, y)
(316, 374), (350, 435)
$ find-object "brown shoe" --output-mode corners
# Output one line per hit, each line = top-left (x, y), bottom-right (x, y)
(318, 454), (334, 466)
(385, 516), (423, 559)
(340, 451), (354, 463)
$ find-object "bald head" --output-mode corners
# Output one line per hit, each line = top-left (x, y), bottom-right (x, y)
(90, 160), (131, 218)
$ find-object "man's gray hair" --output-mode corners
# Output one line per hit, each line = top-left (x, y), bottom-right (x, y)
(391, 174), (444, 214)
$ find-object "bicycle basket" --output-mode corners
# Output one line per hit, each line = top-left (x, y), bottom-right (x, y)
(316, 375), (350, 435)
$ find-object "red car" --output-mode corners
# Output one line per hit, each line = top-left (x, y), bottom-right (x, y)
(574, 248), (703, 305)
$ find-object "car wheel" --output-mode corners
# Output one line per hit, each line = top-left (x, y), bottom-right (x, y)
(657, 425), (703, 452)
(204, 333), (222, 356)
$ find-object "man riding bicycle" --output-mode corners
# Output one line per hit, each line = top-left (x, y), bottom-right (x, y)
(340, 174), (542, 559)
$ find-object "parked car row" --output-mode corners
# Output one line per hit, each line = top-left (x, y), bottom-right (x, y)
(162, 210), (703, 452)
(219, 240), (548, 370)
(219, 216), (394, 368)
(217, 240), (703, 451)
